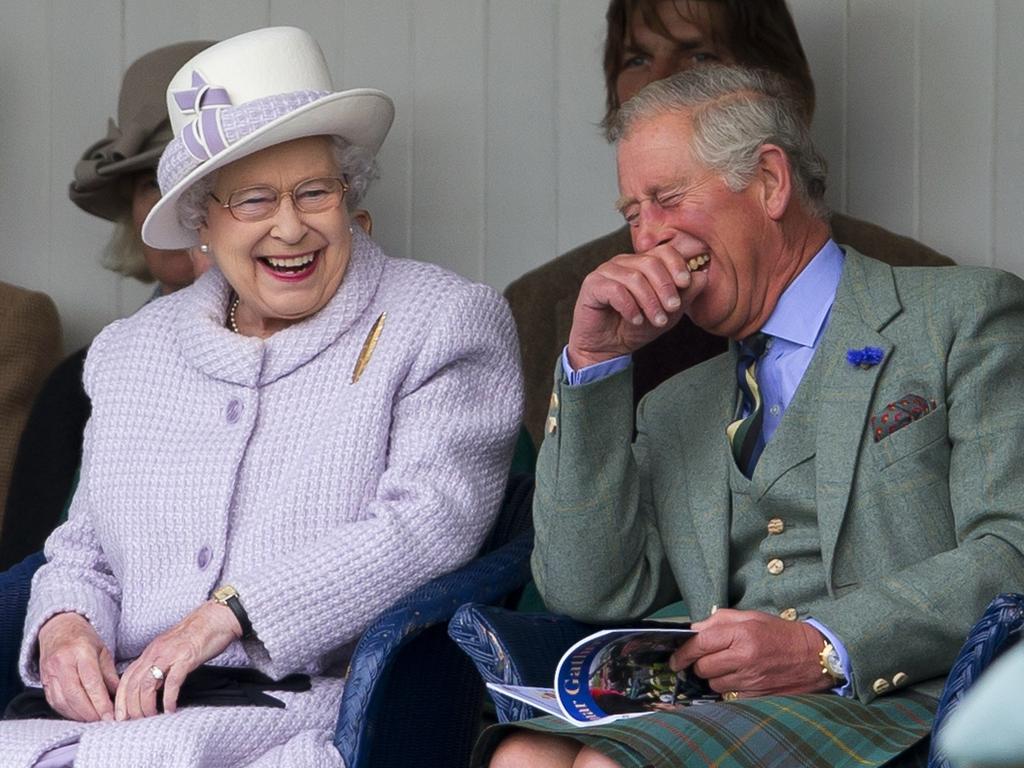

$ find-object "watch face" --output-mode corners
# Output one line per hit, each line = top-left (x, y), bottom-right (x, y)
(213, 585), (238, 603)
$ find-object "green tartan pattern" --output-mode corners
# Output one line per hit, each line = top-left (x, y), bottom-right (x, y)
(474, 692), (935, 768)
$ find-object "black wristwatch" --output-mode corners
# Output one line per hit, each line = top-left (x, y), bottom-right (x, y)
(212, 585), (255, 640)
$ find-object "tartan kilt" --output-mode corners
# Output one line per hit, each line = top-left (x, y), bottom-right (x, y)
(473, 692), (935, 768)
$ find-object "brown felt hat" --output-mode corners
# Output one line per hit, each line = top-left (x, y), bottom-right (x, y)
(69, 40), (214, 221)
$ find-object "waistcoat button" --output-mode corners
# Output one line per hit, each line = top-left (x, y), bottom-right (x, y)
(779, 607), (798, 621)
(197, 546), (211, 570)
(767, 518), (785, 535)
(767, 558), (785, 575)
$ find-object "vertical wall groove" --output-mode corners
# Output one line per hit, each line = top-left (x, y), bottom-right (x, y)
(553, 1), (561, 257)
(480, 0), (490, 283)
(990, 2), (999, 266)
(912, 0), (922, 240)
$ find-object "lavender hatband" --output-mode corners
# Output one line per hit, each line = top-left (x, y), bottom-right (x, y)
(157, 89), (331, 194)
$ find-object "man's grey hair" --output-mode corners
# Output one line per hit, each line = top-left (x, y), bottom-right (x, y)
(609, 65), (829, 219)
(176, 135), (379, 231)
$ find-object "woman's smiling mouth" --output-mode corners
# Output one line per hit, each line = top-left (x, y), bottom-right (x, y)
(258, 249), (321, 280)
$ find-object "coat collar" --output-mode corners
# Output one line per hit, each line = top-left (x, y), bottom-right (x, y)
(814, 248), (901, 583)
(174, 229), (386, 387)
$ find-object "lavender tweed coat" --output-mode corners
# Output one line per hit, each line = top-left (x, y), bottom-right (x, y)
(0, 230), (523, 767)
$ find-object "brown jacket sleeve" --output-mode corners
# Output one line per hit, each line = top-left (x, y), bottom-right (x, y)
(0, 283), (62, 520)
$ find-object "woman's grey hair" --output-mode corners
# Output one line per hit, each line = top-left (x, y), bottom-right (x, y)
(101, 215), (154, 282)
(176, 135), (379, 231)
(609, 65), (829, 219)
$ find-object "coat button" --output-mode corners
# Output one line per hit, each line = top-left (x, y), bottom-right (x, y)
(546, 416), (558, 435)
(779, 607), (798, 621)
(767, 558), (784, 575)
(767, 518), (785, 535)
(226, 399), (243, 423)
(197, 546), (211, 570)
(892, 672), (909, 687)
(872, 678), (892, 695)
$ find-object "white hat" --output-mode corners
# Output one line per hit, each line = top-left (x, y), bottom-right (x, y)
(142, 26), (394, 249)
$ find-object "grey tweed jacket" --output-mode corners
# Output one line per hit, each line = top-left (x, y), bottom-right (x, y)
(532, 249), (1024, 705)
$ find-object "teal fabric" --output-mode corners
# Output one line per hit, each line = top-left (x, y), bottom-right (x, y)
(528, 247), (1024, 760)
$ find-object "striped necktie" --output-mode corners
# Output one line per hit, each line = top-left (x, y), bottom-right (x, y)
(726, 332), (770, 478)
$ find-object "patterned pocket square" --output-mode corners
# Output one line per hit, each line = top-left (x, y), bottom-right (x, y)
(870, 394), (938, 442)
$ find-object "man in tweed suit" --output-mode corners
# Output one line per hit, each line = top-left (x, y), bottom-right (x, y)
(489, 65), (1024, 768)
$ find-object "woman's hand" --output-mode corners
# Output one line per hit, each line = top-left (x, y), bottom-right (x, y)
(115, 600), (242, 720)
(38, 612), (120, 722)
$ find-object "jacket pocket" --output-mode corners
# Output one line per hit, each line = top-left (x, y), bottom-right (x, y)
(871, 403), (948, 471)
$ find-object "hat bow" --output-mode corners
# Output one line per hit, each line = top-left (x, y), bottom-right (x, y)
(173, 71), (232, 162)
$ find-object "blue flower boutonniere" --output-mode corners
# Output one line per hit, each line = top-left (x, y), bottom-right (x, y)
(847, 346), (884, 369)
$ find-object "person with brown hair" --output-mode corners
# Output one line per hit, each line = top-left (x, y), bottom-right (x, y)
(507, 0), (953, 448)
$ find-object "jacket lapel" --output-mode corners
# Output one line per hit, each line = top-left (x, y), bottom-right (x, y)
(676, 352), (736, 607)
(814, 249), (902, 586)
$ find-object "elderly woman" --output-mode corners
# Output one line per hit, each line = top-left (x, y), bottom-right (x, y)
(0, 26), (522, 768)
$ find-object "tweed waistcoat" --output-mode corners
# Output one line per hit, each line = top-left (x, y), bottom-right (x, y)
(728, 338), (832, 620)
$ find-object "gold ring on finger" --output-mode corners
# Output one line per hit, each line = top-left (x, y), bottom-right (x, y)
(723, 691), (740, 702)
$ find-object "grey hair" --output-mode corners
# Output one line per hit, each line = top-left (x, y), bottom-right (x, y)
(101, 215), (154, 282)
(609, 65), (829, 219)
(176, 135), (379, 232)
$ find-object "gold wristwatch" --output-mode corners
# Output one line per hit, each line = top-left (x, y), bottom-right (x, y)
(819, 641), (846, 685)
(212, 585), (255, 639)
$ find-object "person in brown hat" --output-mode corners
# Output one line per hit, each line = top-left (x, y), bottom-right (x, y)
(0, 41), (212, 572)
(69, 40), (214, 295)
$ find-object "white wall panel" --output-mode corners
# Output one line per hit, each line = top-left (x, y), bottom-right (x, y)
(790, 0), (847, 212)
(1, 0), (1021, 351)
(554, 0), (619, 256)
(49, 0), (126, 351)
(123, 0), (201, 61)
(920, 2), (996, 266)
(0, 3), (48, 291)
(331, 0), (414, 263)
(994, 0), (1024, 275)
(411, 0), (486, 281)
(197, 1), (270, 42)
(484, 0), (557, 289)
(845, 0), (919, 239)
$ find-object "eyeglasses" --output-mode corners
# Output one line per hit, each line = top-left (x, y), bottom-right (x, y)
(211, 176), (349, 222)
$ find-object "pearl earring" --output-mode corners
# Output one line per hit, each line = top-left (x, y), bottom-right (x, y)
(199, 244), (210, 254)
(348, 226), (354, 234)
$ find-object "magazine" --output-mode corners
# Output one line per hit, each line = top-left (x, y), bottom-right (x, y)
(487, 624), (719, 727)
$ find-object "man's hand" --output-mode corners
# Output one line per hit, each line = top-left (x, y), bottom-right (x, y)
(669, 609), (834, 698)
(38, 612), (120, 722)
(114, 600), (242, 720)
(567, 242), (709, 369)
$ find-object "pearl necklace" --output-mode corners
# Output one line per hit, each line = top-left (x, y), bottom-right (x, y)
(228, 294), (240, 334)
